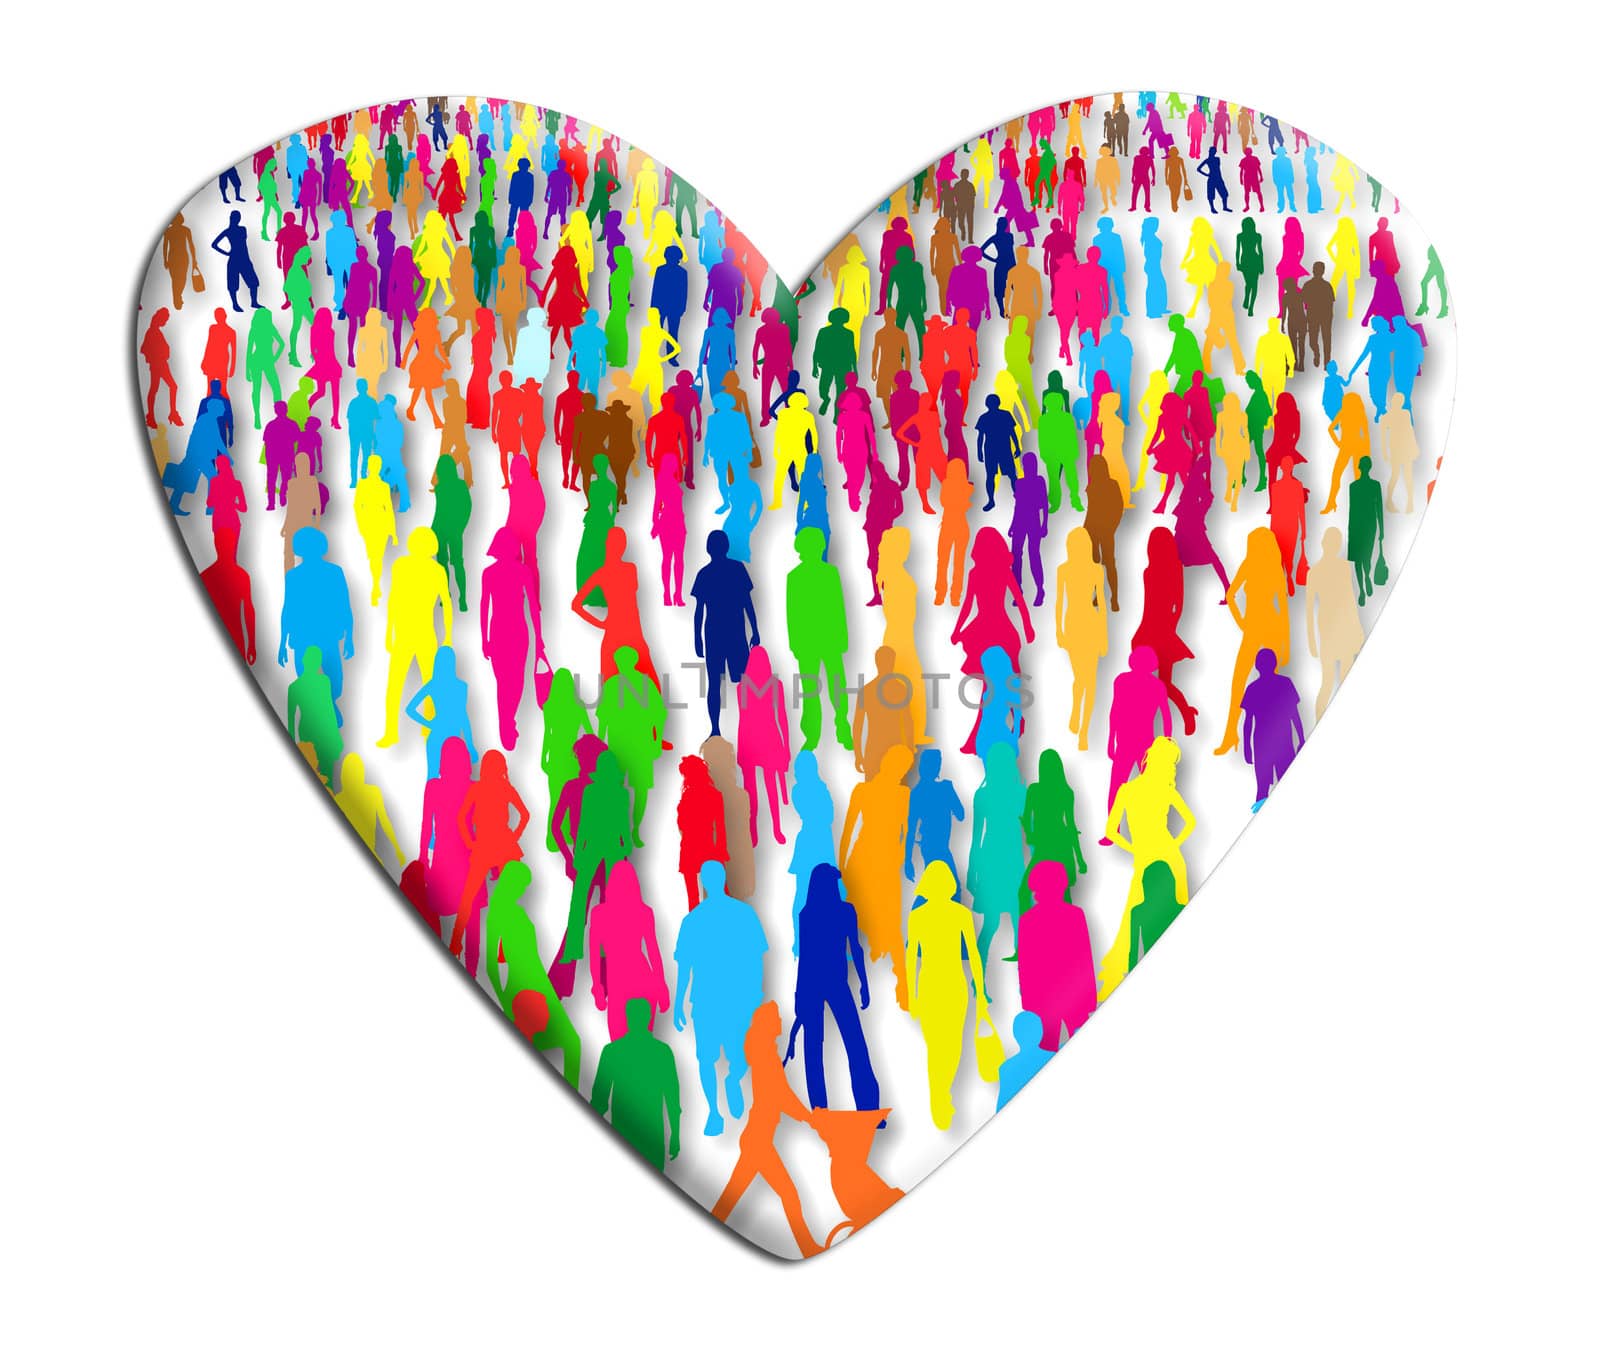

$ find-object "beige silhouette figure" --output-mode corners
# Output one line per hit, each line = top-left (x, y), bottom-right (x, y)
(354, 309), (391, 391)
(1093, 143), (1120, 211)
(495, 246), (528, 364)
(1056, 525), (1110, 752)
(1303, 527), (1367, 721)
(869, 309), (912, 423)
(1201, 261), (1246, 374)
(877, 527), (930, 744)
(1217, 392), (1251, 510)
(280, 453), (323, 573)
(1378, 404), (1421, 513)
(702, 735), (756, 901)
(930, 216), (961, 312)
(853, 645), (917, 781)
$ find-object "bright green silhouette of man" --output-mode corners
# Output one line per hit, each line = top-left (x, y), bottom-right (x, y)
(811, 306), (857, 414)
(591, 997), (681, 1171)
(575, 470), (618, 608)
(430, 454), (472, 612)
(559, 751), (634, 965)
(885, 246), (929, 356)
(1162, 314), (1204, 382)
(286, 644), (343, 784)
(485, 860), (581, 1087)
(596, 645), (667, 846)
(786, 527), (852, 752)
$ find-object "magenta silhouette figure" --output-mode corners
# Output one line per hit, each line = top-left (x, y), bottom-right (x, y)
(1075, 246), (1112, 343)
(1105, 646), (1173, 823)
(1173, 454), (1231, 591)
(588, 859), (670, 1042)
(862, 457), (905, 608)
(420, 735), (476, 941)
(736, 645), (791, 847)
(946, 246), (991, 323)
(480, 526), (541, 750)
(834, 389), (874, 513)
(1017, 861), (1097, 1051)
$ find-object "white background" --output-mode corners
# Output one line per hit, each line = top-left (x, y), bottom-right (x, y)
(3, 3), (1594, 1367)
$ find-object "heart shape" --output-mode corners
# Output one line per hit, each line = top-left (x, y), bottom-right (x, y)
(135, 92), (1452, 1259)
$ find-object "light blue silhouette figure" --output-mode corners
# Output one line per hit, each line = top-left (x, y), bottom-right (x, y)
(405, 644), (478, 779)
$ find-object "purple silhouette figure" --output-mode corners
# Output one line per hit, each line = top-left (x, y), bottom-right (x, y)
(704, 247), (745, 320)
(946, 246), (992, 323)
(1240, 647), (1305, 811)
(1008, 453), (1051, 607)
(385, 245), (424, 356)
(262, 401), (299, 512)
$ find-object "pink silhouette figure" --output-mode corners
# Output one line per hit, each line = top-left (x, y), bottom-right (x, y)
(1050, 246), (1080, 362)
(1276, 216), (1307, 315)
(952, 526), (1036, 755)
(420, 736), (476, 942)
(651, 449), (688, 606)
(1104, 646), (1173, 832)
(1075, 246), (1112, 343)
(834, 390), (874, 512)
(736, 645), (791, 848)
(480, 526), (541, 750)
(307, 308), (344, 426)
(1018, 861), (1097, 1051)
(452, 750), (531, 974)
(588, 859), (671, 1042)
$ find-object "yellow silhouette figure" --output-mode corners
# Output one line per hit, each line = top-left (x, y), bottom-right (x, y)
(1217, 391), (1251, 511)
(1329, 154), (1358, 214)
(770, 394), (818, 508)
(1253, 318), (1296, 402)
(447, 133), (471, 192)
(334, 754), (407, 868)
(1304, 526), (1367, 721)
(641, 208), (683, 270)
(877, 526), (930, 744)
(1216, 526), (1290, 753)
(559, 212), (595, 294)
(1201, 260), (1246, 374)
(971, 135), (995, 208)
(413, 210), (456, 310)
(995, 369), (1032, 436)
(353, 454), (397, 607)
(1096, 392), (1132, 507)
(628, 155), (660, 224)
(1322, 391), (1371, 514)
(1378, 404), (1421, 513)
(833, 245), (872, 354)
(378, 527), (453, 747)
(346, 134), (376, 206)
(1056, 525), (1109, 752)
(1135, 369), (1169, 492)
(840, 742), (915, 1010)
(1180, 219), (1221, 318)
(1099, 735), (1194, 1001)
(905, 861), (990, 1131)
(1094, 143), (1120, 211)
(1326, 216), (1362, 319)
(631, 308), (679, 414)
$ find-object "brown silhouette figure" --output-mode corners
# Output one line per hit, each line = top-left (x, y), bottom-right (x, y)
(930, 216), (961, 313)
(1003, 247), (1045, 344)
(161, 212), (200, 310)
(1082, 453), (1125, 612)
(703, 736), (756, 901)
(853, 645), (916, 779)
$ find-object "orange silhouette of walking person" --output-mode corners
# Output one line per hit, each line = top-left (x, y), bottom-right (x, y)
(840, 742), (914, 1009)
(1216, 526), (1291, 754)
(140, 308), (182, 428)
(710, 1001), (822, 1259)
(1056, 525), (1109, 751)
(161, 212), (200, 310)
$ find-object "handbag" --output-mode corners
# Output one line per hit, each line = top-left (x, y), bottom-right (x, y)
(1374, 550), (1389, 586)
(190, 266), (205, 292)
(975, 1009), (1005, 1083)
(1296, 545), (1310, 586)
(1182, 183), (1193, 201)
(533, 644), (554, 707)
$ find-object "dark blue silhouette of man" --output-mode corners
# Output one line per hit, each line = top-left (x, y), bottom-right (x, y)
(690, 529), (759, 736)
(975, 392), (1021, 510)
(505, 158), (535, 239)
(786, 863), (879, 1114)
(278, 526), (354, 720)
(649, 245), (689, 358)
(673, 860), (768, 1137)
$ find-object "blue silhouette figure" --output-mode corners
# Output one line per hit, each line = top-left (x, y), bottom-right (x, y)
(1075, 333), (1106, 410)
(975, 392), (1021, 510)
(787, 750), (835, 951)
(1140, 218), (1168, 318)
(785, 864), (880, 1114)
(346, 378), (379, 488)
(1091, 217), (1129, 316)
(1271, 145), (1297, 213)
(325, 210), (357, 312)
(1303, 146), (1323, 214)
(696, 308), (738, 395)
(278, 527), (354, 717)
(765, 368), (806, 424)
(1261, 113), (1285, 153)
(1098, 317), (1134, 415)
(210, 209), (261, 311)
(689, 529), (759, 736)
(164, 390), (229, 516)
(569, 308), (607, 394)
(794, 460), (832, 560)
(673, 860), (769, 1137)
(1387, 320), (1423, 413)
(506, 157), (535, 238)
(974, 646), (1024, 762)
(425, 103), (449, 150)
(285, 133), (308, 201)
(649, 245), (689, 353)
(1349, 319), (1396, 417)
(905, 748), (965, 891)
(721, 466), (764, 564)
(1196, 146), (1230, 214)
(704, 390), (752, 514)
(996, 1010), (1052, 1111)
(405, 645), (478, 779)
(218, 165), (243, 203)
(374, 394), (410, 512)
(980, 215), (1016, 314)
(1320, 362), (1347, 425)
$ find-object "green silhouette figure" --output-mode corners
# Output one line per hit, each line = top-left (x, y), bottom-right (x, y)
(786, 527), (853, 752)
(286, 644), (343, 784)
(772, 275), (814, 351)
(605, 246), (635, 367)
(575, 471), (619, 608)
(484, 860), (582, 1087)
(1127, 859), (1186, 972)
(1416, 245), (1448, 319)
(1037, 387), (1082, 513)
(244, 307), (287, 427)
(1020, 748), (1088, 909)
(1244, 371), (1273, 491)
(1162, 314), (1204, 382)
(1346, 455), (1386, 606)
(430, 455), (472, 612)
(559, 751), (634, 966)
(885, 247), (929, 355)
(540, 668), (595, 852)
(812, 306), (857, 413)
(591, 997), (682, 1171)
(596, 645), (667, 846)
